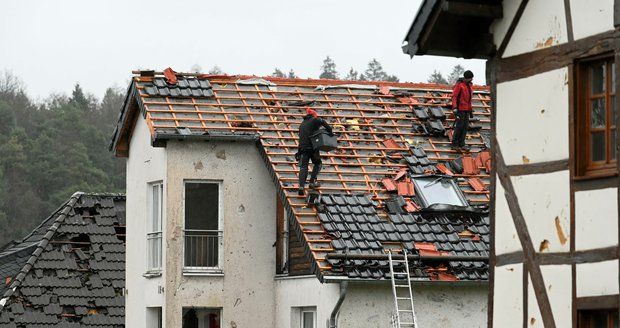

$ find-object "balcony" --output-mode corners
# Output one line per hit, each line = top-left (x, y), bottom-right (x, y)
(183, 229), (222, 273)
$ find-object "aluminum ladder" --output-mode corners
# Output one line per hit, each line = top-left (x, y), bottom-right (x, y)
(388, 250), (418, 328)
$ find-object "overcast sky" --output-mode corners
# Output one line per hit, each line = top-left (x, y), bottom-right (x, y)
(0, 0), (485, 100)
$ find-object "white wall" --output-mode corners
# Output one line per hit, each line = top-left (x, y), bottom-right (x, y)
(502, 0), (568, 57)
(275, 277), (487, 328)
(493, 264), (523, 328)
(494, 176), (523, 255)
(164, 140), (277, 328)
(576, 260), (619, 297)
(575, 188), (619, 250)
(125, 117), (167, 327)
(496, 68), (569, 166)
(526, 265), (572, 328)
(570, 0), (614, 40)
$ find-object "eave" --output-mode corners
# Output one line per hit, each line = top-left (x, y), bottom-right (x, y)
(402, 0), (501, 59)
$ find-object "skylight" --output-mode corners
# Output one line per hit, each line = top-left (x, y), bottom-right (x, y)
(412, 176), (469, 208)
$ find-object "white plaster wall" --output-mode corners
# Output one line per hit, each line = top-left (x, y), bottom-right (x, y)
(490, 0), (521, 51)
(164, 141), (277, 328)
(125, 117), (167, 327)
(575, 188), (619, 250)
(570, 0), (614, 40)
(274, 276), (340, 328)
(495, 175), (524, 255)
(576, 260), (619, 297)
(511, 171), (571, 253)
(527, 265), (572, 328)
(496, 68), (569, 165)
(503, 0), (568, 57)
(492, 264), (523, 328)
(339, 283), (488, 328)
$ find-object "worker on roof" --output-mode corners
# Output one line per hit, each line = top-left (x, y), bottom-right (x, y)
(296, 108), (333, 195)
(451, 70), (474, 151)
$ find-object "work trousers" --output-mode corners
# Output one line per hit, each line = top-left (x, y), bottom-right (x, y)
(298, 150), (322, 187)
(451, 110), (470, 147)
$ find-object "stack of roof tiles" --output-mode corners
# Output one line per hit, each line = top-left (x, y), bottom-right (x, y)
(0, 193), (126, 328)
(111, 70), (491, 282)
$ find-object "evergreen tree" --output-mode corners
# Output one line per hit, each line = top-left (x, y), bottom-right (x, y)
(428, 70), (448, 84)
(362, 59), (399, 82)
(190, 64), (202, 74)
(271, 68), (286, 78)
(319, 56), (338, 79)
(447, 64), (465, 84)
(208, 66), (224, 75)
(344, 68), (359, 81)
(287, 69), (298, 79)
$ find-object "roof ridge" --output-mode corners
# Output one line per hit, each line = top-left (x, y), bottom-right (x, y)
(0, 192), (83, 310)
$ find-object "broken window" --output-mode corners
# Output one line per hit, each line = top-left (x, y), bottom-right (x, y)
(182, 307), (221, 328)
(576, 56), (616, 177)
(184, 182), (222, 270)
(412, 177), (468, 208)
(147, 182), (163, 272)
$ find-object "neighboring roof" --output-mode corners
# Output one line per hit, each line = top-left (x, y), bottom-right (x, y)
(0, 192), (126, 328)
(402, 0), (501, 58)
(112, 70), (491, 282)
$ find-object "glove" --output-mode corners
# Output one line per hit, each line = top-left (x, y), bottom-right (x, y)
(469, 111), (474, 119)
(294, 152), (301, 161)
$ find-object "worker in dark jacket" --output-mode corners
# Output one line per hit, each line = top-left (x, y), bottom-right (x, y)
(297, 108), (333, 195)
(451, 70), (474, 151)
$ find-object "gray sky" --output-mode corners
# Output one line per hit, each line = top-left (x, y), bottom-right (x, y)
(1, 0), (485, 100)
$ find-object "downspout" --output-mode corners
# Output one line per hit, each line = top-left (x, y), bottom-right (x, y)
(327, 281), (349, 328)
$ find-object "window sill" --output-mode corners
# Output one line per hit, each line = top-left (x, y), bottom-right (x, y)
(143, 271), (162, 278)
(573, 170), (618, 181)
(182, 268), (224, 277)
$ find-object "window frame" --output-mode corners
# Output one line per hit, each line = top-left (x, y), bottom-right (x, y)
(182, 180), (224, 274)
(577, 309), (618, 328)
(146, 182), (163, 273)
(412, 176), (469, 208)
(300, 307), (317, 328)
(575, 53), (617, 178)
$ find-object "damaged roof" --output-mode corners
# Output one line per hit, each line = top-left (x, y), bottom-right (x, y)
(0, 193), (126, 327)
(112, 70), (491, 282)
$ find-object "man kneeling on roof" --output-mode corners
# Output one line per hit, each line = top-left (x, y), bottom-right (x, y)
(296, 107), (333, 195)
(451, 70), (474, 151)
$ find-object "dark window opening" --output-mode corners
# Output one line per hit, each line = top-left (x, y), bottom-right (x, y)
(576, 55), (617, 178)
(578, 309), (618, 328)
(184, 182), (221, 268)
(182, 307), (221, 328)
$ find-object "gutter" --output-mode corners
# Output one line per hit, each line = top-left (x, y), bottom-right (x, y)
(327, 281), (348, 328)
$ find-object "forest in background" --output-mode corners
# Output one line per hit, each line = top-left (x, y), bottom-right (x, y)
(0, 58), (465, 246)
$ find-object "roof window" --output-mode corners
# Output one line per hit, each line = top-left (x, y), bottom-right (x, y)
(412, 176), (468, 208)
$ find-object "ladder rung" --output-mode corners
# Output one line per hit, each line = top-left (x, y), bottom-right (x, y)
(397, 297), (411, 300)
(398, 309), (414, 312)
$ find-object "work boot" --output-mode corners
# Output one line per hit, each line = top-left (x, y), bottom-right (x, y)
(298, 187), (305, 196)
(309, 180), (321, 189)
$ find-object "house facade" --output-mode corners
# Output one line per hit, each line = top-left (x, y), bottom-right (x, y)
(112, 71), (492, 327)
(405, 1), (620, 327)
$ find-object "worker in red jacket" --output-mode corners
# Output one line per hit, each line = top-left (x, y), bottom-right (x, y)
(451, 70), (474, 151)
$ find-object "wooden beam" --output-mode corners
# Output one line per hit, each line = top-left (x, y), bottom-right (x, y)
(442, 1), (503, 19)
(563, 0), (574, 42)
(496, 30), (615, 83)
(506, 159), (569, 176)
(495, 246), (619, 266)
(574, 175), (619, 191)
(487, 57), (498, 328)
(495, 141), (557, 328)
(497, 0), (529, 58)
(576, 294), (619, 310)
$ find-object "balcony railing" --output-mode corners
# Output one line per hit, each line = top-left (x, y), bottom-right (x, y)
(147, 231), (162, 271)
(183, 229), (222, 270)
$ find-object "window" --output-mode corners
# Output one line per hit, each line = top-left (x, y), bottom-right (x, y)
(146, 307), (162, 328)
(291, 307), (317, 328)
(147, 182), (163, 272)
(184, 182), (223, 271)
(578, 309), (618, 328)
(576, 55), (617, 177)
(182, 307), (221, 328)
(412, 177), (468, 208)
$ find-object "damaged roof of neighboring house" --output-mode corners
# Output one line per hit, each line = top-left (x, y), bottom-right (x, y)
(402, 0), (502, 58)
(111, 69), (491, 282)
(0, 192), (126, 328)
